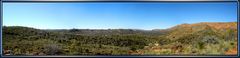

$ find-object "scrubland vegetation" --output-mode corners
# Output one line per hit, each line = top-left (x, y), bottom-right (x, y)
(2, 22), (238, 55)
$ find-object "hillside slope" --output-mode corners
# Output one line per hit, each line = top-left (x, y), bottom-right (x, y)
(2, 22), (238, 55)
(136, 22), (237, 55)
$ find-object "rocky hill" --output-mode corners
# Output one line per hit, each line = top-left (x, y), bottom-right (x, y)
(136, 22), (237, 55)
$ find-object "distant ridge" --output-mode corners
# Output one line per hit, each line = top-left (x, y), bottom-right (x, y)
(3, 22), (237, 30)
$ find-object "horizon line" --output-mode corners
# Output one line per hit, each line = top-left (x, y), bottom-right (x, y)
(2, 21), (237, 30)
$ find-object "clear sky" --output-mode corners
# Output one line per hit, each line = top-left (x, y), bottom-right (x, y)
(3, 2), (237, 30)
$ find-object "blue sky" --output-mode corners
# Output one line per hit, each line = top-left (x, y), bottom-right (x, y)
(3, 2), (237, 30)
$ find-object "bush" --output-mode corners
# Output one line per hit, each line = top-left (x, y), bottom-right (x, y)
(43, 44), (62, 55)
